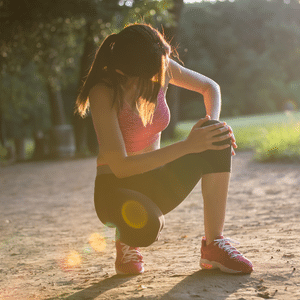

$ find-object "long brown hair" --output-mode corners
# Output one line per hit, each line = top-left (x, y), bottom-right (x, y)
(75, 23), (171, 126)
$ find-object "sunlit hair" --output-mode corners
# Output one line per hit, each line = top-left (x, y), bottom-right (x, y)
(75, 23), (171, 126)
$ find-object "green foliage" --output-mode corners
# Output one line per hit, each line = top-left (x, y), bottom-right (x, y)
(254, 121), (300, 162)
(162, 112), (300, 162)
(179, 0), (300, 117)
(222, 112), (300, 154)
(0, 0), (176, 143)
(120, 0), (175, 28)
(30, 18), (86, 83)
(0, 62), (51, 139)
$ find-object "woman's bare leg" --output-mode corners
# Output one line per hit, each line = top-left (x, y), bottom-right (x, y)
(201, 172), (230, 245)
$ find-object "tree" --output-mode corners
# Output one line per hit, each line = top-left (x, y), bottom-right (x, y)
(0, 0), (180, 161)
(179, 0), (300, 118)
(0, 0), (89, 159)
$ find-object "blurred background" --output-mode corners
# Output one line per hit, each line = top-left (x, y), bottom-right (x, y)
(1, 0), (300, 164)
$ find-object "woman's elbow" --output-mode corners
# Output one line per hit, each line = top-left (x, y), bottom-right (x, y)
(203, 80), (221, 96)
(208, 80), (220, 92)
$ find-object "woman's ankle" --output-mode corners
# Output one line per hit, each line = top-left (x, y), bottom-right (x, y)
(205, 234), (223, 245)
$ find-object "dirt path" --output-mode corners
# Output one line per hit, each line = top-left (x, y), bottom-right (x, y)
(0, 152), (299, 300)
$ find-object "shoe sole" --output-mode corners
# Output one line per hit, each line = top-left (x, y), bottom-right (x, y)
(200, 258), (243, 274)
(115, 267), (144, 275)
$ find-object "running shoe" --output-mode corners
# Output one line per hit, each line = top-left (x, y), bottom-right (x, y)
(200, 236), (254, 274)
(115, 239), (144, 275)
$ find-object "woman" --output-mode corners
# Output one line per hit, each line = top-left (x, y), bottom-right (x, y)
(76, 23), (253, 275)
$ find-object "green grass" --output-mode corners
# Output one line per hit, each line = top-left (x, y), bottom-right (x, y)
(162, 111), (300, 162)
(1, 112), (299, 164)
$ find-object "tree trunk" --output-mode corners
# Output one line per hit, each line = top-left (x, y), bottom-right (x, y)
(32, 130), (50, 160)
(0, 108), (6, 146)
(46, 77), (76, 158)
(46, 77), (66, 126)
(0, 108), (16, 163)
(73, 22), (97, 155)
(161, 0), (184, 140)
(14, 137), (26, 161)
(49, 124), (76, 158)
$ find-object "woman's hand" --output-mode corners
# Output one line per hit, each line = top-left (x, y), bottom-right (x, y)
(227, 124), (237, 156)
(184, 115), (232, 154)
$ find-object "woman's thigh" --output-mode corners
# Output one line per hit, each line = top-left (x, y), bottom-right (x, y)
(116, 149), (231, 216)
(95, 119), (231, 233)
(119, 120), (232, 214)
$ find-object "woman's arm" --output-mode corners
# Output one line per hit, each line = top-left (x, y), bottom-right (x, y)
(167, 59), (221, 120)
(167, 58), (237, 154)
(89, 84), (230, 178)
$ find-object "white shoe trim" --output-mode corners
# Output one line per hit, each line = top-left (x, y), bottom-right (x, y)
(214, 238), (242, 258)
(118, 242), (143, 264)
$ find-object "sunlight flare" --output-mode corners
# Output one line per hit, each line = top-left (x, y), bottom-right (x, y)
(89, 232), (107, 252)
(65, 250), (81, 268)
(121, 200), (148, 229)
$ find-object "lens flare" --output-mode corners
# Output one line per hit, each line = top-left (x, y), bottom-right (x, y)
(89, 232), (107, 252)
(121, 200), (148, 229)
(65, 250), (81, 268)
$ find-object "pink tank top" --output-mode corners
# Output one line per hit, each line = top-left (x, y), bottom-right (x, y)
(96, 89), (170, 163)
(118, 88), (170, 153)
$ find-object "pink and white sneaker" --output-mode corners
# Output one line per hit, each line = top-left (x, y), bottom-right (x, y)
(200, 236), (254, 274)
(115, 239), (144, 275)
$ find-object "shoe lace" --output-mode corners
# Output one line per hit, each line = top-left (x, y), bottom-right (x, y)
(214, 238), (242, 258)
(120, 243), (143, 264)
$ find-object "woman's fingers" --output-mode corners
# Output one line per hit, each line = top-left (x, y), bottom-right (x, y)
(192, 115), (211, 129)
(205, 124), (230, 140)
(227, 125), (237, 148)
(202, 122), (227, 134)
(216, 132), (231, 141)
(210, 144), (231, 150)
(226, 125), (237, 155)
(191, 119), (237, 153)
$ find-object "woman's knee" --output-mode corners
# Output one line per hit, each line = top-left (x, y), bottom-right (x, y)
(117, 212), (164, 247)
(201, 119), (231, 146)
(95, 187), (165, 247)
(199, 119), (232, 173)
(117, 196), (165, 247)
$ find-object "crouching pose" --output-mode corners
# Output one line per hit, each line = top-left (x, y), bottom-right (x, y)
(75, 23), (253, 275)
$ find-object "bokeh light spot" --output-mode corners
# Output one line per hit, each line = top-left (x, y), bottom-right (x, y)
(89, 232), (106, 252)
(65, 250), (81, 268)
(121, 200), (148, 229)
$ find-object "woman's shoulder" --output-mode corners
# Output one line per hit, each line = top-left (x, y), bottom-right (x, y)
(89, 81), (114, 101)
(89, 82), (116, 115)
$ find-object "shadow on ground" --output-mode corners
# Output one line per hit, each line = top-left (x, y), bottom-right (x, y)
(159, 269), (256, 300)
(45, 275), (133, 300)
(45, 269), (256, 300)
